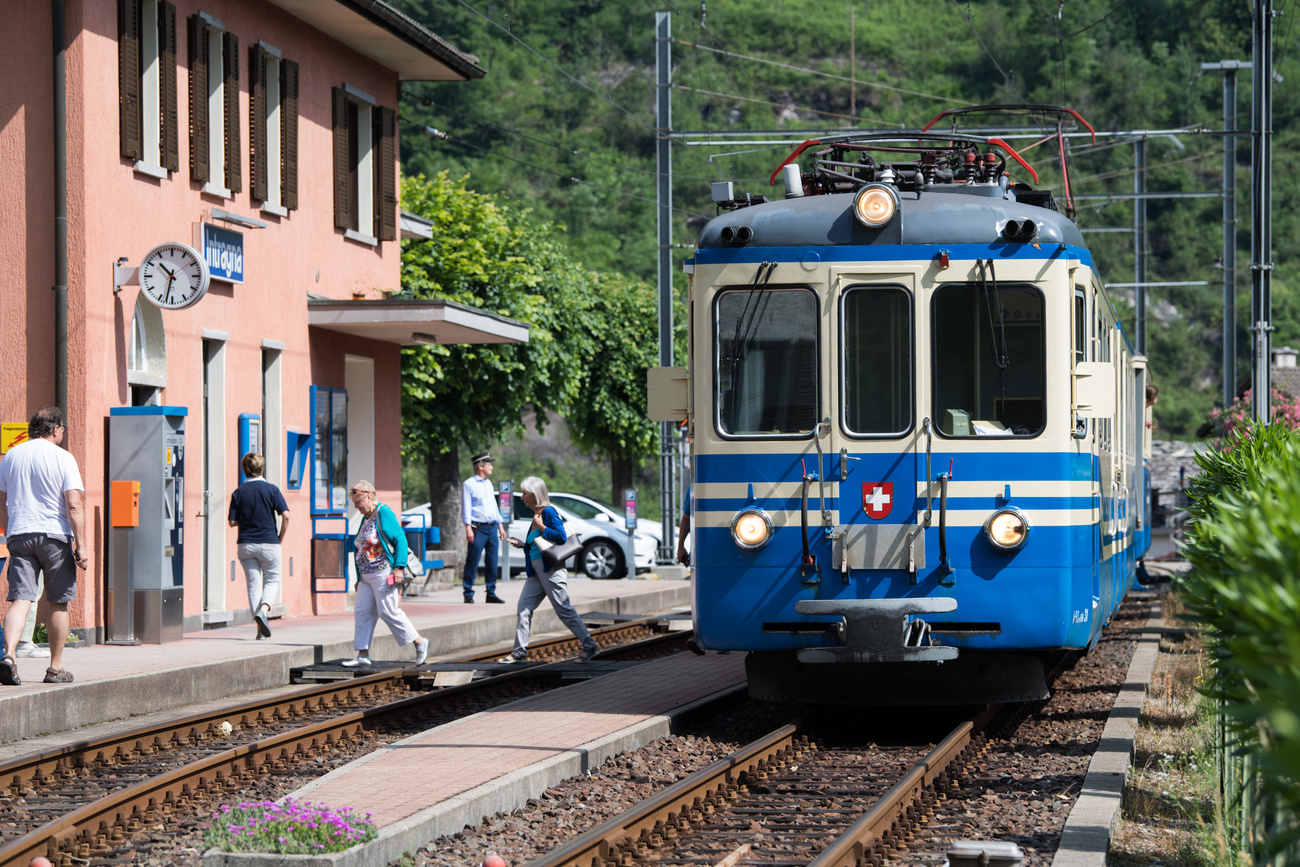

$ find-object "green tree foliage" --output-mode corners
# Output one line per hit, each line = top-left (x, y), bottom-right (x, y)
(392, 0), (1295, 439)
(564, 271), (660, 504)
(399, 171), (589, 555)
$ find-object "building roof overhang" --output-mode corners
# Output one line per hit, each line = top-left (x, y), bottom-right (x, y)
(308, 297), (528, 346)
(265, 0), (485, 81)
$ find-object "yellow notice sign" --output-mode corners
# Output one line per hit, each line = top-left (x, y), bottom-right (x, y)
(1, 424), (29, 455)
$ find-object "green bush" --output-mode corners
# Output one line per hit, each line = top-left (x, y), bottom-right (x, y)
(1177, 423), (1300, 857)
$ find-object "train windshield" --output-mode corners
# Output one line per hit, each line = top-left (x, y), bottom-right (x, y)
(842, 286), (912, 436)
(932, 283), (1045, 437)
(715, 286), (819, 436)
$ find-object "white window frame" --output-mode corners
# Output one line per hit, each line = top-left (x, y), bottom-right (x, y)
(201, 11), (230, 199)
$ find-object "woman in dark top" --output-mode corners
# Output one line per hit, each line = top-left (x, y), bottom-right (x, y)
(500, 476), (598, 663)
(227, 453), (289, 639)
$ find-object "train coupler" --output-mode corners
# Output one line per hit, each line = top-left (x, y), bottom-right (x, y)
(793, 597), (958, 663)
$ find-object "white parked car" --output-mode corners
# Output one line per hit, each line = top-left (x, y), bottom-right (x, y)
(549, 492), (664, 549)
(401, 495), (655, 580)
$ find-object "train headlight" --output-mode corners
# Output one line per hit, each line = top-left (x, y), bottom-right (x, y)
(731, 508), (773, 550)
(984, 508), (1030, 551)
(853, 184), (898, 228)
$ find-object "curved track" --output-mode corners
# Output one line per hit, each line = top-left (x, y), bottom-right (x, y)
(0, 616), (690, 867)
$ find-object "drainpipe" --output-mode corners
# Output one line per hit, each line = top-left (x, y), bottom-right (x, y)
(53, 0), (68, 417)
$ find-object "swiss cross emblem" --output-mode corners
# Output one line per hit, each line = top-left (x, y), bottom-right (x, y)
(863, 483), (893, 519)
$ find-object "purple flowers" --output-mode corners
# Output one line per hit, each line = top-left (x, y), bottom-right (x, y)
(203, 799), (377, 854)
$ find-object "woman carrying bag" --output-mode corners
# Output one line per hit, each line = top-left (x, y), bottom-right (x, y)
(342, 480), (429, 668)
(500, 476), (599, 663)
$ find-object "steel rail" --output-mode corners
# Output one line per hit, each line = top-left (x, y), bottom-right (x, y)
(808, 707), (998, 867)
(0, 615), (684, 865)
(526, 720), (809, 867)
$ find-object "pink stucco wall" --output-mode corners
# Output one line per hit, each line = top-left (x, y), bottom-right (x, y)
(1, 0), (413, 635)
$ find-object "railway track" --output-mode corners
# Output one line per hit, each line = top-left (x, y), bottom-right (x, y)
(528, 705), (1005, 867)
(0, 615), (690, 867)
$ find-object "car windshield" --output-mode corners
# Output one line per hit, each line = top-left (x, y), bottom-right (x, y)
(552, 496), (608, 521)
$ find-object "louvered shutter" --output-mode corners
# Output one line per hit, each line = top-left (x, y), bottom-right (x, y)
(188, 14), (209, 182)
(223, 32), (241, 193)
(375, 106), (397, 241)
(250, 44), (268, 201)
(332, 88), (350, 229)
(160, 2), (178, 172)
(118, 0), (142, 161)
(282, 60), (299, 210)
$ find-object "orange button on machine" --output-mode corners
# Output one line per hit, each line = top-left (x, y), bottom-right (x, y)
(111, 480), (140, 527)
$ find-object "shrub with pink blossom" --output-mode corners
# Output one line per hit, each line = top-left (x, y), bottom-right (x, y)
(1207, 387), (1300, 441)
(203, 799), (377, 854)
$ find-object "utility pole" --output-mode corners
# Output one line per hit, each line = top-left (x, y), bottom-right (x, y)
(1201, 60), (1248, 410)
(1250, 0), (1274, 422)
(655, 11), (676, 562)
(849, 5), (856, 117)
(1133, 137), (1147, 355)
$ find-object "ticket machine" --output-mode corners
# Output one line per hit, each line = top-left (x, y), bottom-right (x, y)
(107, 407), (187, 644)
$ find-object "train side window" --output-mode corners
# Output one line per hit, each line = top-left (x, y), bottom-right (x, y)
(932, 282), (1045, 438)
(1073, 288), (1086, 365)
(842, 286), (912, 436)
(714, 286), (819, 437)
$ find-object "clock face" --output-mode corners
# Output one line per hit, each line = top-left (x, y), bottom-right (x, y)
(139, 243), (211, 310)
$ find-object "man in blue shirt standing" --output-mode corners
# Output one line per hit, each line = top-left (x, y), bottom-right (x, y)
(461, 452), (506, 604)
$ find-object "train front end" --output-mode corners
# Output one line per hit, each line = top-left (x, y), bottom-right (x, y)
(652, 132), (1146, 706)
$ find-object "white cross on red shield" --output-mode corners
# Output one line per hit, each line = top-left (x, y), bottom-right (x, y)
(863, 483), (893, 519)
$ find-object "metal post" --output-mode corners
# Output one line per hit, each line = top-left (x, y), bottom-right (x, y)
(1133, 137), (1147, 355)
(1250, 0), (1274, 423)
(1220, 64), (1242, 409)
(655, 11), (676, 562)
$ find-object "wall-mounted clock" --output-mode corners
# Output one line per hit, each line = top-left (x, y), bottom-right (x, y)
(139, 242), (211, 310)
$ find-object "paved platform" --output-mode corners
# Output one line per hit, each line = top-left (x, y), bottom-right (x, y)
(204, 651), (749, 866)
(0, 576), (691, 745)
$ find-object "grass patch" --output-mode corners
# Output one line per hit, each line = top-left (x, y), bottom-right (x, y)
(1110, 590), (1248, 867)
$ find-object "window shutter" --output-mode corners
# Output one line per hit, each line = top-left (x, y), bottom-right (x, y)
(187, 14), (209, 182)
(282, 59), (299, 211)
(159, 2), (179, 172)
(332, 87), (349, 230)
(118, 0), (142, 161)
(223, 32), (241, 193)
(249, 44), (268, 201)
(375, 106), (397, 241)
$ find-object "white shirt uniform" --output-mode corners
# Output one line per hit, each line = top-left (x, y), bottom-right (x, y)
(461, 474), (504, 526)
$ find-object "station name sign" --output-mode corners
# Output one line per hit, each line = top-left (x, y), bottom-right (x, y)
(201, 222), (244, 284)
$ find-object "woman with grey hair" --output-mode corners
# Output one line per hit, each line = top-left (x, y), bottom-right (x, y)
(342, 480), (428, 668)
(501, 476), (598, 663)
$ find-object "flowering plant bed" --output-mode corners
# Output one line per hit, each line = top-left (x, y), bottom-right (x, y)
(203, 799), (377, 855)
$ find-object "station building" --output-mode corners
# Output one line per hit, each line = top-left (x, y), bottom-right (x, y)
(0, 1), (523, 642)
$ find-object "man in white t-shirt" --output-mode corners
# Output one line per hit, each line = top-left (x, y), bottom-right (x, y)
(0, 406), (87, 686)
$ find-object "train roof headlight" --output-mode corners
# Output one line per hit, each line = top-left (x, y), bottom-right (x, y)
(731, 508), (773, 550)
(853, 184), (898, 228)
(984, 508), (1030, 551)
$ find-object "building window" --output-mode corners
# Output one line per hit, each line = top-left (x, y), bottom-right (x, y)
(188, 12), (241, 197)
(251, 43), (299, 215)
(332, 86), (397, 244)
(127, 295), (167, 392)
(311, 386), (348, 514)
(118, 0), (179, 177)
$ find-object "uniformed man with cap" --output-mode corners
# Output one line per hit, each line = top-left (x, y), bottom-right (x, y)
(461, 452), (507, 603)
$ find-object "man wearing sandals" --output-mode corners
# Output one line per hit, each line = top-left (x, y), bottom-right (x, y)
(0, 406), (87, 686)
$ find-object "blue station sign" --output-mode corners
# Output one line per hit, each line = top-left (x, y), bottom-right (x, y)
(201, 222), (244, 284)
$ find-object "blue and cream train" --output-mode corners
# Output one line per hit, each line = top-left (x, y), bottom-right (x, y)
(650, 117), (1153, 705)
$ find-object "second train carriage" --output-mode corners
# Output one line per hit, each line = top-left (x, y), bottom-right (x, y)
(650, 119), (1154, 706)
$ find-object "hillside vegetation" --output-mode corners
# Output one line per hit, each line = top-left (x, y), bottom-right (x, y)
(394, 0), (1299, 438)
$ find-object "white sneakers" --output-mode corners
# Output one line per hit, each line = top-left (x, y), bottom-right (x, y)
(341, 656), (372, 668)
(16, 642), (50, 659)
(414, 638), (428, 665)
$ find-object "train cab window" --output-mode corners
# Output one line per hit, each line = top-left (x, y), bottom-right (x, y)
(715, 286), (819, 436)
(842, 286), (912, 435)
(932, 283), (1045, 437)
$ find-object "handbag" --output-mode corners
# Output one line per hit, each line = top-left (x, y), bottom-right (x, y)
(539, 532), (583, 569)
(406, 549), (426, 577)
